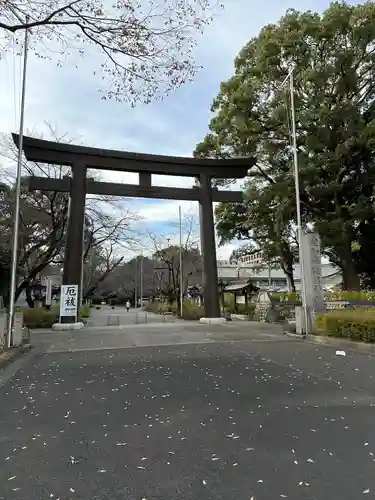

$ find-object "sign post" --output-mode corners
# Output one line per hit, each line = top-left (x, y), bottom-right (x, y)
(59, 285), (79, 323)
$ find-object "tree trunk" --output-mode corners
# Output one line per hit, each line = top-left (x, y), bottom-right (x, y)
(25, 285), (35, 308)
(339, 241), (361, 291)
(2, 290), (9, 308)
(285, 269), (296, 292)
(341, 261), (361, 290)
(280, 260), (296, 292)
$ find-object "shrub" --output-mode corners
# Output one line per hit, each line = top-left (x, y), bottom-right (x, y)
(145, 300), (168, 314)
(233, 303), (255, 317)
(23, 308), (59, 329)
(315, 308), (375, 343)
(22, 305), (90, 328)
(224, 300), (255, 316)
(181, 300), (204, 320)
(146, 300), (183, 314)
(80, 305), (91, 319)
(223, 293), (235, 311)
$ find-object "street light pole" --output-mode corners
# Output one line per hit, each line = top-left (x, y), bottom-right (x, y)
(134, 258), (138, 309)
(289, 69), (309, 335)
(7, 16), (30, 347)
(179, 206), (183, 317)
(140, 253), (144, 309)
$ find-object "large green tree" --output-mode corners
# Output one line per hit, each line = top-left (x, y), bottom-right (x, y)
(195, 1), (375, 290)
(215, 175), (298, 290)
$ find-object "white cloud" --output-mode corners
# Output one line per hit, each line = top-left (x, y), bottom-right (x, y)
(138, 200), (196, 223)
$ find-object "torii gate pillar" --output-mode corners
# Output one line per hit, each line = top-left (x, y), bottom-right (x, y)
(198, 174), (222, 323)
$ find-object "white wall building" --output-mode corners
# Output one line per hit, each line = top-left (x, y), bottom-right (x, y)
(216, 260), (342, 290)
(237, 251), (266, 266)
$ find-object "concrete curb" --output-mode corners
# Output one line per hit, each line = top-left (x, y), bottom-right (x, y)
(286, 332), (306, 339)
(0, 345), (33, 371)
(305, 334), (375, 353)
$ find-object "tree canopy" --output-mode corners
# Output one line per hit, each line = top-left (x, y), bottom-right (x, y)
(195, 1), (375, 290)
(0, 0), (218, 103)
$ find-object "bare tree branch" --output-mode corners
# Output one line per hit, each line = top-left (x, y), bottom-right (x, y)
(0, 127), (140, 306)
(0, 0), (221, 103)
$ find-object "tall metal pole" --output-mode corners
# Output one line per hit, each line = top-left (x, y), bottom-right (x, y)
(80, 222), (85, 307)
(289, 70), (309, 335)
(7, 17), (30, 347)
(140, 253), (144, 309)
(268, 263), (272, 287)
(179, 206), (183, 317)
(134, 258), (138, 309)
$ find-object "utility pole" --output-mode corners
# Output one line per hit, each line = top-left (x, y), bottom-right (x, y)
(289, 69), (309, 335)
(279, 67), (309, 335)
(268, 263), (272, 287)
(134, 258), (138, 309)
(7, 15), (30, 347)
(179, 206), (183, 317)
(140, 253), (144, 309)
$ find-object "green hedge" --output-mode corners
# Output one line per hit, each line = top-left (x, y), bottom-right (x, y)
(315, 308), (375, 343)
(272, 290), (375, 303)
(327, 291), (375, 302)
(23, 308), (59, 329)
(22, 305), (91, 329)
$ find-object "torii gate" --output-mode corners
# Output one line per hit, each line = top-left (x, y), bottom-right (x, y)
(13, 133), (255, 328)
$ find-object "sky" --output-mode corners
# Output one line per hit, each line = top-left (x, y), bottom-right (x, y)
(0, 0), (361, 261)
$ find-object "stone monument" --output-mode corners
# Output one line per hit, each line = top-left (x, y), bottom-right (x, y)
(300, 231), (325, 332)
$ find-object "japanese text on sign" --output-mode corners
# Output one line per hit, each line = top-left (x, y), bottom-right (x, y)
(60, 285), (78, 317)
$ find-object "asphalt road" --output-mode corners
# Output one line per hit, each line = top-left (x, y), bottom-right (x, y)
(1, 331), (375, 499)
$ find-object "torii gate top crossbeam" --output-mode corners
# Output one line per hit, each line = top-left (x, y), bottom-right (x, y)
(12, 134), (256, 178)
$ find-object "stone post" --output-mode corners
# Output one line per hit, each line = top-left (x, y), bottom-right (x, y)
(300, 232), (325, 332)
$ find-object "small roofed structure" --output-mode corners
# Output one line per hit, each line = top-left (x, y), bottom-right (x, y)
(223, 280), (259, 312)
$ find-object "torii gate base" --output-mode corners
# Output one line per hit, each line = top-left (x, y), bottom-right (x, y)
(14, 134), (255, 330)
(53, 321), (85, 331)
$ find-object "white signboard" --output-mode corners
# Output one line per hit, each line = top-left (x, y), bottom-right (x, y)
(60, 285), (78, 318)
